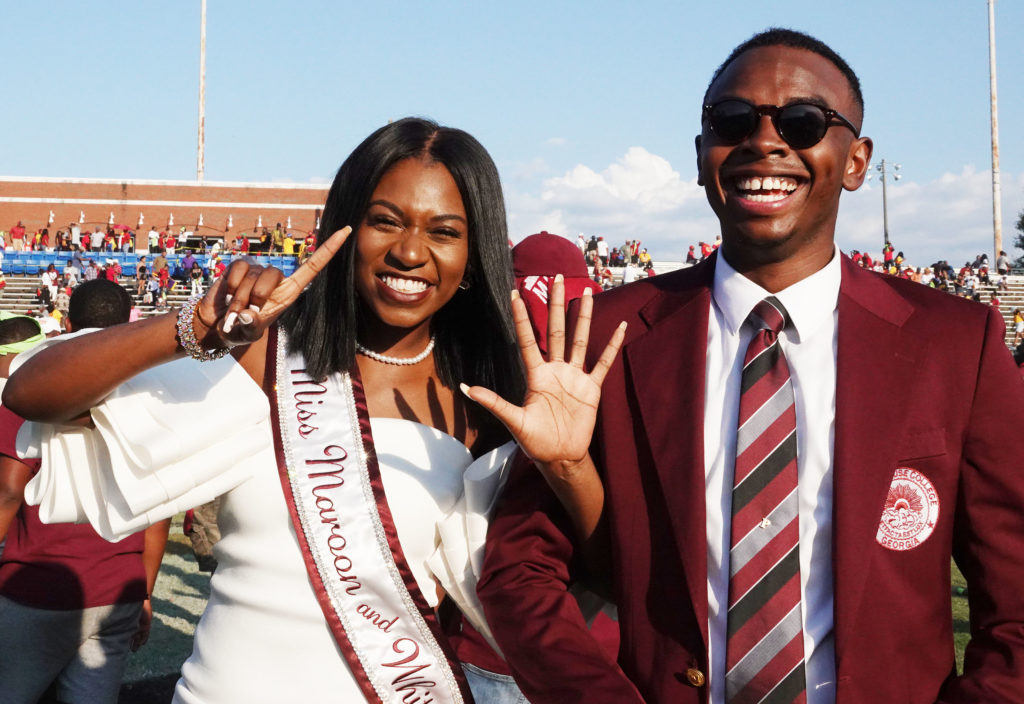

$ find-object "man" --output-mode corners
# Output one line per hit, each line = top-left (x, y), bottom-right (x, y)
(152, 249), (168, 277)
(996, 249), (1011, 276)
(0, 280), (170, 704)
(10, 221), (25, 252)
(479, 29), (1024, 703)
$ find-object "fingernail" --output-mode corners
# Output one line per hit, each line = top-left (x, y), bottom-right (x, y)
(511, 290), (520, 300)
(224, 294), (233, 304)
(248, 304), (261, 313)
(619, 321), (628, 330)
(583, 288), (592, 296)
(223, 311), (238, 333)
(459, 383), (471, 397)
(555, 273), (564, 283)
(238, 311), (254, 325)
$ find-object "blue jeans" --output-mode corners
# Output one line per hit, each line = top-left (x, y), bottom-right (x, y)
(462, 662), (530, 703)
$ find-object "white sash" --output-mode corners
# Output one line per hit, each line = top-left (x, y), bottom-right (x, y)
(268, 327), (471, 704)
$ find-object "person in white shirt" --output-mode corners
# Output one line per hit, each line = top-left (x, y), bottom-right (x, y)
(478, 28), (1024, 704)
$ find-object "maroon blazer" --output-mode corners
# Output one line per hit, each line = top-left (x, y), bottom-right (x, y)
(478, 253), (1024, 703)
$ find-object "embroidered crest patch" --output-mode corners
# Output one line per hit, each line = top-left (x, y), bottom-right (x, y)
(875, 467), (940, 551)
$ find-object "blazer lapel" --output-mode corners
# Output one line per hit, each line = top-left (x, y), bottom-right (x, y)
(832, 258), (916, 661)
(625, 262), (714, 648)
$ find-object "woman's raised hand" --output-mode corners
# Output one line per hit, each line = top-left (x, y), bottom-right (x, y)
(462, 276), (626, 480)
(193, 227), (351, 348)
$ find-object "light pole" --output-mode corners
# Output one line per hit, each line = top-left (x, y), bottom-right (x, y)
(868, 159), (901, 248)
(987, 0), (1002, 261)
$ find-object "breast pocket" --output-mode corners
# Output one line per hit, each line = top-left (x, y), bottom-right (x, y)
(895, 427), (946, 462)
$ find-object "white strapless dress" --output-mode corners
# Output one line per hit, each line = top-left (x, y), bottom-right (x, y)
(14, 349), (515, 703)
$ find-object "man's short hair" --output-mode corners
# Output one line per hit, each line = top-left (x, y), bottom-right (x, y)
(68, 279), (131, 331)
(704, 27), (864, 115)
(0, 316), (43, 346)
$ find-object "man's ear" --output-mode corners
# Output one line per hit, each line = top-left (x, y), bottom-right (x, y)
(695, 135), (704, 186)
(843, 136), (873, 191)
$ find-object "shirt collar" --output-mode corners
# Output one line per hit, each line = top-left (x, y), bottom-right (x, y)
(712, 245), (841, 342)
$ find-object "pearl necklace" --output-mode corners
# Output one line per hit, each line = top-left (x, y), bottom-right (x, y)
(355, 336), (435, 366)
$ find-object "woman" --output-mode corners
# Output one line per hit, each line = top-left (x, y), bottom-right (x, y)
(40, 264), (59, 302)
(136, 258), (148, 298)
(189, 261), (204, 296)
(4, 118), (616, 703)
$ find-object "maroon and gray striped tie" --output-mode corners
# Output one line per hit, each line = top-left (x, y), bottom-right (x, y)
(725, 297), (806, 704)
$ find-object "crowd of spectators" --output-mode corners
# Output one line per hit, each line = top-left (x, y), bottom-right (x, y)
(0, 219), (321, 320)
(0, 220), (318, 261)
(575, 233), (655, 289)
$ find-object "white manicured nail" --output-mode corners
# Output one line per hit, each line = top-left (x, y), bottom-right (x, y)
(238, 311), (254, 326)
(459, 383), (471, 397)
(225, 294), (233, 304)
(223, 311), (238, 333)
(248, 304), (261, 313)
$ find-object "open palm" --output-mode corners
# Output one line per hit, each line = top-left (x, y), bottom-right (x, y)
(464, 276), (625, 473)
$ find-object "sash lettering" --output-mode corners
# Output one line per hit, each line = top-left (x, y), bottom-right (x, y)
(272, 333), (467, 703)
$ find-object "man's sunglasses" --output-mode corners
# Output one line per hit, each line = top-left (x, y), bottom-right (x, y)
(702, 99), (860, 150)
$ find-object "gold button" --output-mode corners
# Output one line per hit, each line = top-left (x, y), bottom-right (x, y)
(686, 668), (705, 687)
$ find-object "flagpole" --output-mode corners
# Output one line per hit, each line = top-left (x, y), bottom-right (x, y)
(197, 0), (207, 182)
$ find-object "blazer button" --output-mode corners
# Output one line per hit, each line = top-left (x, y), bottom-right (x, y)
(685, 668), (705, 687)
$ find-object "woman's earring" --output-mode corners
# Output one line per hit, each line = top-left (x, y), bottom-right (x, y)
(458, 279), (471, 291)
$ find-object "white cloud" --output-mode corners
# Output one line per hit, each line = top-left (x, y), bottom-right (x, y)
(545, 137), (567, 147)
(836, 166), (1024, 267)
(506, 149), (1024, 266)
(506, 146), (715, 256)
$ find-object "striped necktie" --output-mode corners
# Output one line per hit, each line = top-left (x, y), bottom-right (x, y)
(725, 296), (806, 704)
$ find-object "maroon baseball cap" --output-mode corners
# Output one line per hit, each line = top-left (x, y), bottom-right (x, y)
(512, 232), (601, 354)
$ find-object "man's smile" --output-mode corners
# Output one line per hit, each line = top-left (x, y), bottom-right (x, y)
(733, 175), (800, 203)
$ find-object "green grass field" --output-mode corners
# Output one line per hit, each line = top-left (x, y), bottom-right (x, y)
(952, 561), (969, 673)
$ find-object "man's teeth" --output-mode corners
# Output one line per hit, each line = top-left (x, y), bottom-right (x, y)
(380, 275), (428, 294)
(735, 176), (799, 202)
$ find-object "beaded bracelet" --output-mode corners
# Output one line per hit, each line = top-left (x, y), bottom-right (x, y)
(176, 295), (231, 362)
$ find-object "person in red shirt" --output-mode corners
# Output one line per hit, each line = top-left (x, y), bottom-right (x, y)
(0, 286), (170, 703)
(10, 221), (26, 251)
(103, 260), (121, 282)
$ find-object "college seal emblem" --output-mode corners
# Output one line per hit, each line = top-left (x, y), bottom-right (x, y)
(875, 467), (940, 551)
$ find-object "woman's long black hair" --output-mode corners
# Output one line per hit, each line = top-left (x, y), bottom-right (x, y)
(279, 117), (525, 407)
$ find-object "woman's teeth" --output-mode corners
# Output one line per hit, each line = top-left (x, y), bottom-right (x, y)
(380, 275), (428, 293)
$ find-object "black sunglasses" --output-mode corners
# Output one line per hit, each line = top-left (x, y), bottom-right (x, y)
(702, 99), (860, 150)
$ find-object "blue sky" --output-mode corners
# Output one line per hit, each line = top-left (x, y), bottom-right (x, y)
(3, 0), (1023, 266)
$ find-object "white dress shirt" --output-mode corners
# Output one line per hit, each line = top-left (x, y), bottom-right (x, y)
(704, 248), (841, 704)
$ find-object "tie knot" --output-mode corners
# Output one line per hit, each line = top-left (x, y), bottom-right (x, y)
(749, 297), (790, 336)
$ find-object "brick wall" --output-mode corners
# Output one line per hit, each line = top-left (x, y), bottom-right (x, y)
(0, 176), (329, 242)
